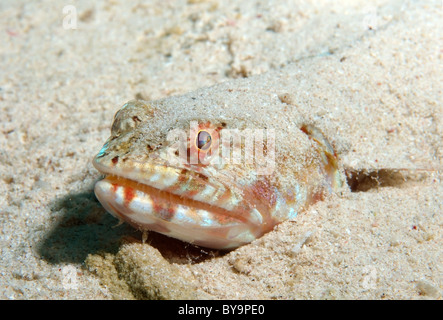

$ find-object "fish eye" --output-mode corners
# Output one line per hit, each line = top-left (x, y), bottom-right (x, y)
(196, 130), (212, 151)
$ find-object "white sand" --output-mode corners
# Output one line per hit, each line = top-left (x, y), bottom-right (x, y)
(0, 0), (441, 299)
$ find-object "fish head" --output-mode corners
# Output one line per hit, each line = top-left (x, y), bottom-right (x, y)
(93, 99), (341, 249)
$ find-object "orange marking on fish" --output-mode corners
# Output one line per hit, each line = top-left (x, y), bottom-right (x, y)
(123, 186), (136, 207)
(111, 183), (118, 194)
(152, 201), (176, 221)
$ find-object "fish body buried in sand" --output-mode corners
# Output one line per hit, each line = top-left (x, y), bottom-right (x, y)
(93, 97), (342, 250)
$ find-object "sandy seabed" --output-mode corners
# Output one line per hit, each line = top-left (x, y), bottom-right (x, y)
(0, 0), (441, 299)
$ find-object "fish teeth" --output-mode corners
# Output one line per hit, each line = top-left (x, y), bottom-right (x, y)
(248, 208), (263, 225)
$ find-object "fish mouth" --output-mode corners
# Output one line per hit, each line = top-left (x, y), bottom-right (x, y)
(93, 165), (262, 249)
(96, 174), (251, 224)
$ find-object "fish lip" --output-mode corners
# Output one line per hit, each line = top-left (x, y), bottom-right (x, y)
(93, 156), (270, 249)
(92, 151), (268, 227)
(93, 155), (203, 189)
(94, 175), (258, 249)
(93, 156), (262, 228)
(96, 174), (256, 227)
(92, 157), (240, 216)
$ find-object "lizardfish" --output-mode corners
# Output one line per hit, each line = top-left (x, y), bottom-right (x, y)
(93, 93), (342, 249)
